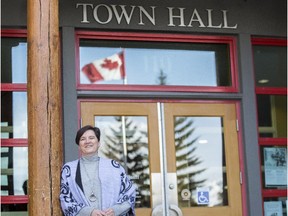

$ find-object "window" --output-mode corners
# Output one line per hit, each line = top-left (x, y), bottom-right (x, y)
(1, 30), (28, 213)
(252, 38), (287, 216)
(76, 32), (239, 92)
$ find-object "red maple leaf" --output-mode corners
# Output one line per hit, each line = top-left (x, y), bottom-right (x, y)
(101, 59), (119, 70)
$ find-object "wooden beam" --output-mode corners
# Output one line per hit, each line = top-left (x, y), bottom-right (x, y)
(27, 0), (63, 215)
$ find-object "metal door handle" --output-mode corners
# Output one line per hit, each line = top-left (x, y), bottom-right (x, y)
(152, 204), (183, 216)
(151, 205), (163, 216)
(169, 204), (183, 216)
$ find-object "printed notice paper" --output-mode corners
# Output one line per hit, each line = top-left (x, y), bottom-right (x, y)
(264, 147), (287, 187)
(264, 201), (283, 216)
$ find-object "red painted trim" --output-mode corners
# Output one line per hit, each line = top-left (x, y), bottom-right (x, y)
(1, 29), (28, 206)
(76, 31), (237, 44)
(229, 37), (240, 90)
(262, 189), (287, 198)
(1, 29), (27, 37)
(259, 138), (287, 146)
(1, 32), (27, 91)
(252, 38), (287, 46)
(75, 31), (239, 93)
(1, 139), (28, 147)
(1, 195), (28, 204)
(78, 98), (239, 104)
(252, 37), (287, 208)
(253, 38), (287, 102)
(77, 84), (237, 93)
(256, 88), (287, 95)
(1, 83), (27, 91)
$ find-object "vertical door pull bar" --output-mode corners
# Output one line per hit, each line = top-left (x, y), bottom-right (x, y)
(157, 102), (169, 216)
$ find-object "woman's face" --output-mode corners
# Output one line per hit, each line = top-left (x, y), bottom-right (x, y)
(79, 129), (100, 156)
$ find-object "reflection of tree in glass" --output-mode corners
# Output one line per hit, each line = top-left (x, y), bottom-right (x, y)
(100, 116), (150, 208)
(156, 69), (167, 85)
(175, 116), (206, 207)
(156, 69), (206, 206)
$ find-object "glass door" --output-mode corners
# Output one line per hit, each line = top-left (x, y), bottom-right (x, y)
(163, 103), (242, 216)
(81, 102), (160, 216)
(80, 101), (242, 216)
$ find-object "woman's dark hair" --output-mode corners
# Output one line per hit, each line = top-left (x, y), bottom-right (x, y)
(75, 125), (101, 145)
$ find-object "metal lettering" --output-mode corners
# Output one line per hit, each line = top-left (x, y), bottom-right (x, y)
(76, 3), (93, 23)
(207, 9), (222, 28)
(139, 6), (156, 25)
(187, 8), (205, 27)
(93, 4), (113, 24)
(75, 3), (238, 30)
(167, 7), (186, 27)
(222, 10), (238, 29)
(111, 5), (136, 25)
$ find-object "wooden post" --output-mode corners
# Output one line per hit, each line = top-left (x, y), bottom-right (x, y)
(27, 0), (63, 215)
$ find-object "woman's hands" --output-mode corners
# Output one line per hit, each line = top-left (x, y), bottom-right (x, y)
(103, 208), (115, 216)
(91, 209), (105, 216)
(91, 208), (115, 216)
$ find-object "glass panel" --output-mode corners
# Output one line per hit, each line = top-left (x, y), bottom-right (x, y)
(1, 147), (28, 196)
(1, 92), (27, 139)
(79, 40), (231, 87)
(174, 117), (228, 207)
(257, 95), (287, 138)
(94, 116), (150, 208)
(1, 38), (27, 83)
(260, 146), (287, 189)
(253, 45), (287, 87)
(1, 204), (28, 214)
(264, 198), (287, 216)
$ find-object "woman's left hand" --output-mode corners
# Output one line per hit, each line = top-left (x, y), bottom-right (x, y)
(103, 208), (115, 216)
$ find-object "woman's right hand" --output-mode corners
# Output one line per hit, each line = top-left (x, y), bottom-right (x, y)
(91, 209), (106, 216)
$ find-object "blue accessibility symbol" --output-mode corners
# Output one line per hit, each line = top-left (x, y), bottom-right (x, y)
(197, 191), (209, 205)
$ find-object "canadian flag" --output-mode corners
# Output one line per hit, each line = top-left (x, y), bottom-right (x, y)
(81, 52), (125, 83)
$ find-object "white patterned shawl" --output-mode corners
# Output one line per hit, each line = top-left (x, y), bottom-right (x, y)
(60, 158), (136, 216)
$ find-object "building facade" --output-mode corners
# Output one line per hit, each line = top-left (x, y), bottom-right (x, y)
(1, 0), (287, 215)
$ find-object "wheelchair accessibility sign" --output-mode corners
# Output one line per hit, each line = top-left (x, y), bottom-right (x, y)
(197, 188), (210, 205)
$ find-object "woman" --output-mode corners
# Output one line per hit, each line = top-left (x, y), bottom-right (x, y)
(60, 125), (136, 216)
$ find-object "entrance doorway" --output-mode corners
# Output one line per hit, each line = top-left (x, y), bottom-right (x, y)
(80, 101), (243, 216)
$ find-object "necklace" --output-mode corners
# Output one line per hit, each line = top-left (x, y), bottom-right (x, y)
(81, 161), (98, 202)
(88, 191), (97, 202)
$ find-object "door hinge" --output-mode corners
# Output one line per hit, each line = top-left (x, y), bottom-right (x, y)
(239, 171), (242, 184)
(236, 119), (239, 132)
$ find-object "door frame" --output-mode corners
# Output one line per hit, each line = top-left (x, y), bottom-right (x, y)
(78, 99), (247, 216)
